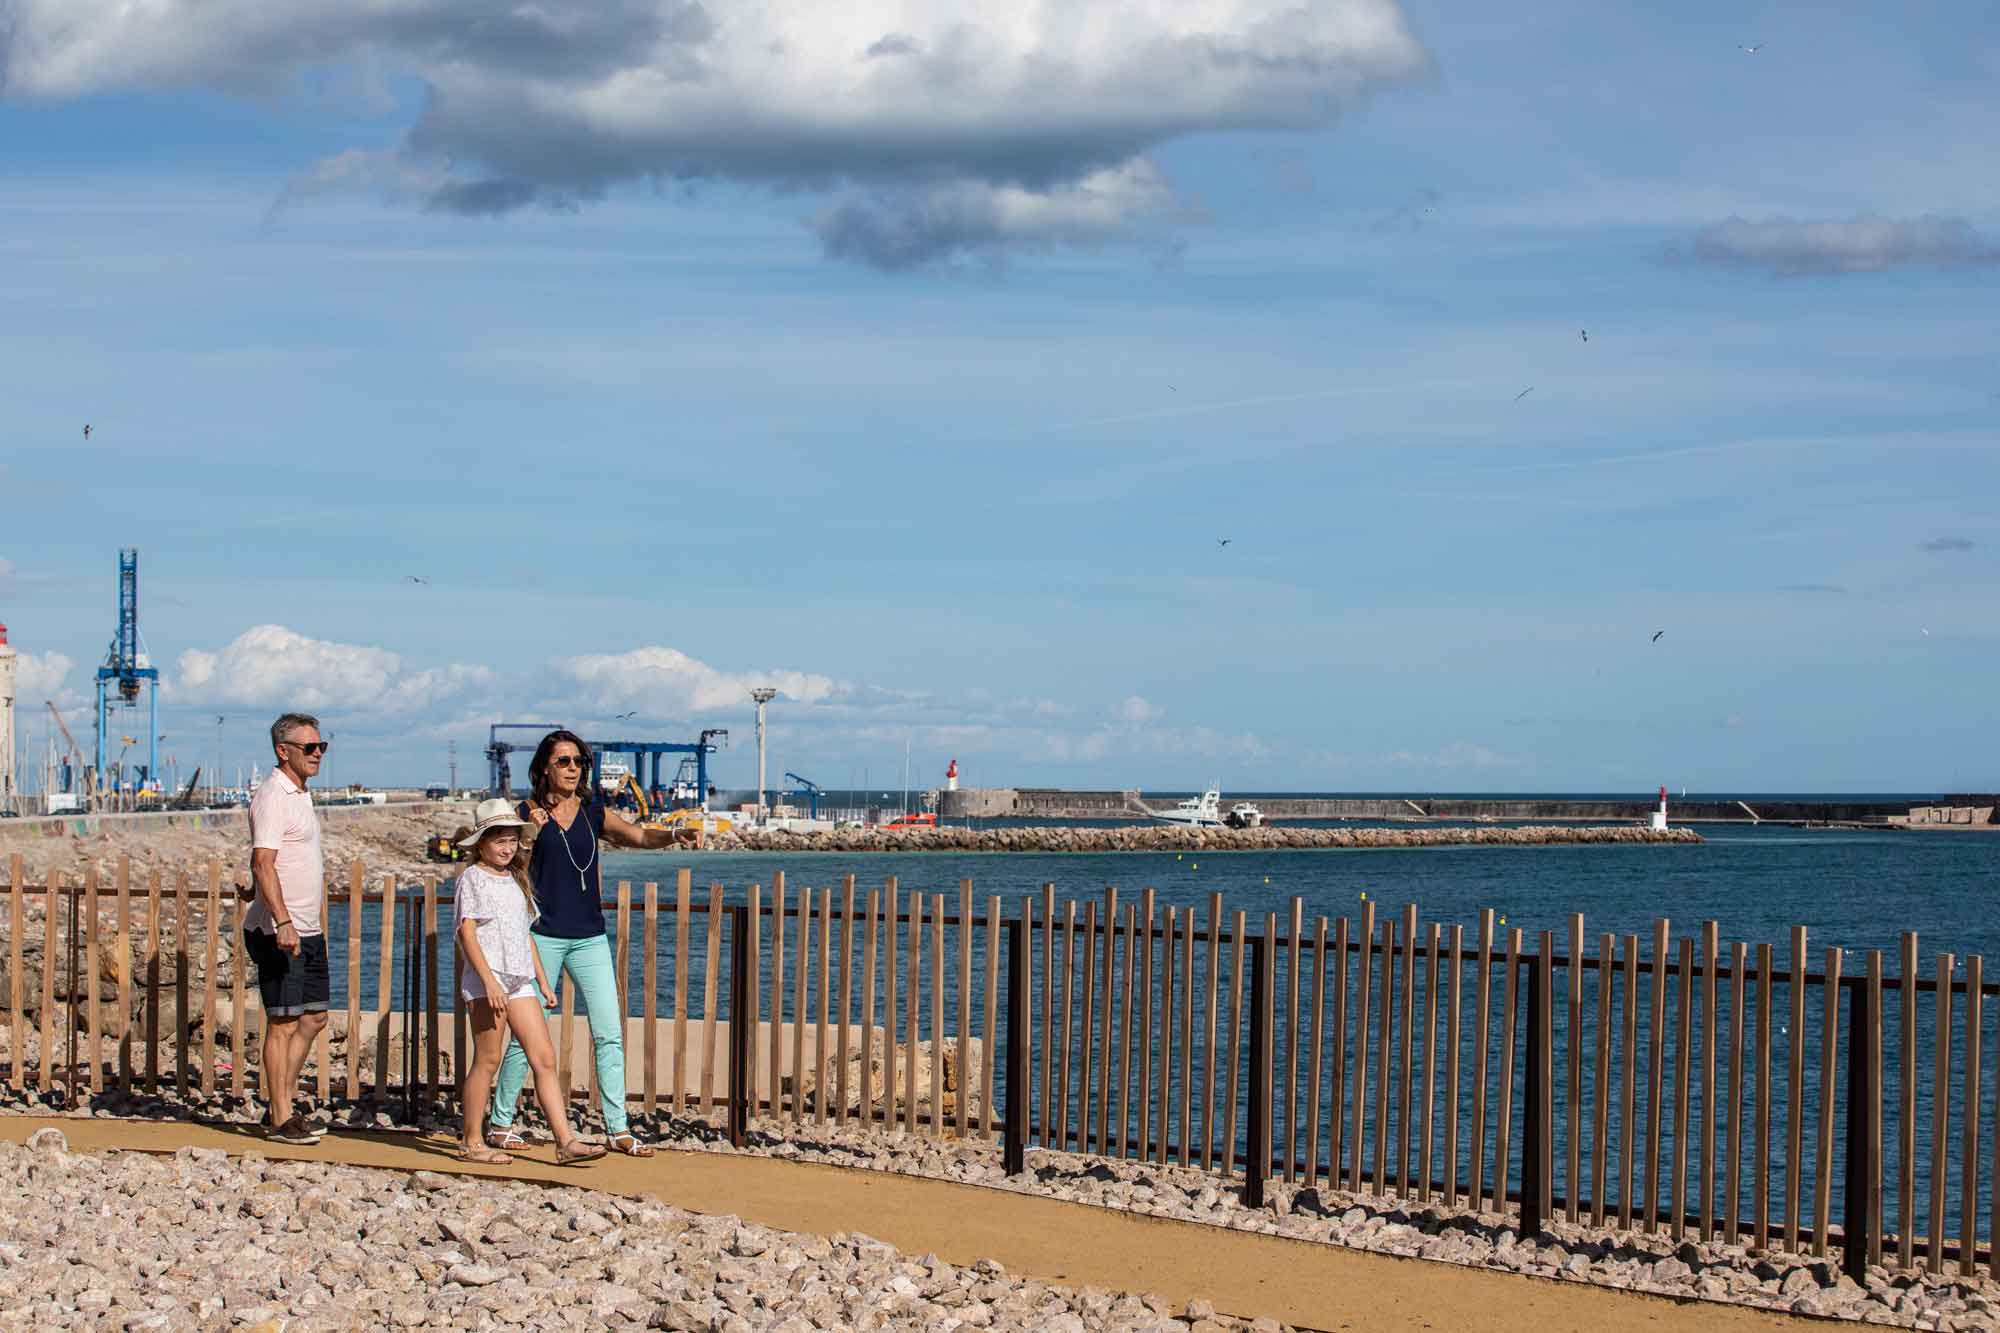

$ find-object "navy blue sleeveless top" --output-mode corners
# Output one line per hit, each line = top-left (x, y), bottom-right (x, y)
(519, 795), (607, 939)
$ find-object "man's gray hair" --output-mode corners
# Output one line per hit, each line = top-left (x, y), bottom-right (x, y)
(270, 712), (321, 753)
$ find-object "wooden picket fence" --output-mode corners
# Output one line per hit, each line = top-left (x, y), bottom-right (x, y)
(3, 857), (1995, 1281)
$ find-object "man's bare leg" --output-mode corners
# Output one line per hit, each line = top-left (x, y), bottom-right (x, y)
(288, 1012), (327, 1115)
(262, 1015), (298, 1130)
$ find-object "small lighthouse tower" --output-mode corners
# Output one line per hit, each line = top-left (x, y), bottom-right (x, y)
(0, 623), (16, 809)
(1651, 785), (1669, 831)
(945, 759), (959, 793)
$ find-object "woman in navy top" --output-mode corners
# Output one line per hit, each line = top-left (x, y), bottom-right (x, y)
(485, 728), (682, 1156)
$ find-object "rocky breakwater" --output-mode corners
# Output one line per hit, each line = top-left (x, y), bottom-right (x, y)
(0, 1128), (1295, 1332)
(712, 823), (1704, 854)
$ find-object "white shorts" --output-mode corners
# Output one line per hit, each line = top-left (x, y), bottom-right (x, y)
(462, 972), (539, 1005)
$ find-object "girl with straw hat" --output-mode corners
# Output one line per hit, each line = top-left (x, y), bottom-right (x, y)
(453, 798), (604, 1165)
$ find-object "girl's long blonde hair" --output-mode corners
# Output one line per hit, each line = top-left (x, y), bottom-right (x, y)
(459, 824), (536, 908)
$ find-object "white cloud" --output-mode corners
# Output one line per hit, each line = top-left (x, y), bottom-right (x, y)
(171, 624), (489, 713)
(0, 0), (1431, 264)
(13, 650), (75, 703)
(1691, 215), (2000, 277)
(555, 646), (842, 715)
(1118, 694), (1160, 724)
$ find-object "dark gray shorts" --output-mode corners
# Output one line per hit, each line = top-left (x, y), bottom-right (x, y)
(244, 929), (330, 1018)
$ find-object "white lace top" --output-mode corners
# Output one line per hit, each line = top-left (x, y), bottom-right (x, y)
(453, 864), (539, 982)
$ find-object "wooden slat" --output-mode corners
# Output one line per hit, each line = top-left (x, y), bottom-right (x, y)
(930, 892), (946, 1138)
(1898, 931), (1918, 1270)
(746, 882), (761, 1115)
(143, 871), (161, 1093)
(673, 870), (692, 1116)
(1223, 909), (1245, 1181)
(172, 869), (188, 1098)
(232, 880), (251, 1101)
(882, 876), (898, 1132)
(861, 889), (879, 1127)
(1138, 890), (1155, 1159)
(1961, 955), (1982, 1278)
(1157, 907), (1179, 1166)
(1078, 899), (1098, 1151)
(1672, 936), (1694, 1242)
(343, 861), (362, 1099)
(838, 878), (856, 1127)
(1203, 891), (1222, 1172)
(615, 880), (633, 1055)
(1329, 916), (1349, 1188)
(1349, 898), (1375, 1193)
(1726, 941), (1747, 1245)
(1056, 899), (1077, 1148)
(1373, 914), (1393, 1196)
(906, 889), (922, 1137)
(793, 880), (811, 1125)
(83, 866), (100, 1092)
(1039, 884), (1055, 1147)
(1567, 913), (1585, 1224)
(1168, 904), (1184, 1160)
(1643, 918), (1670, 1232)
(117, 859), (134, 1093)
(1397, 903), (1417, 1197)
(1287, 898), (1306, 1183)
(983, 896), (1000, 1136)
(960, 879), (976, 1138)
(1307, 916), (1328, 1191)
(1494, 928), (1521, 1220)
(371, 875), (395, 1102)
(1115, 903), (1135, 1157)
(1255, 910), (1277, 1181)
(1471, 910), (1493, 1211)
(4, 855), (20, 1091)
(815, 887), (832, 1124)
(703, 883), (725, 1114)
(1704, 912), (1720, 1232)
(1619, 934), (1638, 1230)
(643, 881), (660, 1116)
(1419, 923), (1440, 1203)
(1866, 950), (1884, 1269)
(1094, 886), (1116, 1153)
(1928, 951), (1953, 1275)
(1814, 948), (1843, 1258)
(1753, 941), (1773, 1249)
(1444, 923), (1463, 1208)
(1591, 931), (1613, 1227)
(1786, 925), (1808, 1253)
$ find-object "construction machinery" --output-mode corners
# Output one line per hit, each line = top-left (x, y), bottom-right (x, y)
(95, 549), (159, 799)
(45, 700), (93, 809)
(783, 772), (823, 819)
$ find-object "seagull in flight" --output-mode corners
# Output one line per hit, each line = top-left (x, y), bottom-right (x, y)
(1739, 43), (1763, 53)
(1579, 329), (1588, 342)
(1921, 628), (1931, 637)
(613, 710), (638, 720)
(406, 575), (429, 585)
(1514, 386), (1535, 402)
(1217, 538), (1231, 548)
(82, 424), (92, 440)
(1652, 630), (1665, 642)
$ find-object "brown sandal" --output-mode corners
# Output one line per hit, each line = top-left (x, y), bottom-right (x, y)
(555, 1140), (606, 1165)
(459, 1146), (513, 1165)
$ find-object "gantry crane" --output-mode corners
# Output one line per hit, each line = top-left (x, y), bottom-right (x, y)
(95, 548), (158, 797)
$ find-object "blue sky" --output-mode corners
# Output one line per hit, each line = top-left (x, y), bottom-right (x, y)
(1, 0), (1995, 796)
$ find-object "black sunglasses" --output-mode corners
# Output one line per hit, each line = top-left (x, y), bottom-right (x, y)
(549, 754), (586, 769)
(284, 740), (329, 756)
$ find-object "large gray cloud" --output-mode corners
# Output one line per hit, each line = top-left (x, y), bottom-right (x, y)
(1691, 215), (2000, 277)
(1, 0), (1433, 265)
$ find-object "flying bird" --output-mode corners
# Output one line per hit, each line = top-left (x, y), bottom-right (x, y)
(1579, 329), (1588, 342)
(1217, 538), (1231, 548)
(1739, 43), (1763, 53)
(1921, 628), (1931, 637)
(82, 424), (91, 440)
(1514, 386), (1535, 402)
(613, 710), (638, 720)
(1651, 630), (1665, 642)
(406, 575), (429, 585)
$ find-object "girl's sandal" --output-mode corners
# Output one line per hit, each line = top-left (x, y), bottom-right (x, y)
(459, 1147), (513, 1165)
(607, 1132), (655, 1158)
(485, 1128), (526, 1151)
(555, 1140), (607, 1166)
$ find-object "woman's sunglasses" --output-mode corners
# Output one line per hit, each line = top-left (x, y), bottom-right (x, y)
(284, 740), (330, 757)
(549, 755), (586, 769)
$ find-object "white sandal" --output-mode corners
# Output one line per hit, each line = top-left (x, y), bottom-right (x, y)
(485, 1127), (526, 1151)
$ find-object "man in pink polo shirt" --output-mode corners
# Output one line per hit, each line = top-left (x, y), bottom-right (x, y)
(244, 712), (329, 1144)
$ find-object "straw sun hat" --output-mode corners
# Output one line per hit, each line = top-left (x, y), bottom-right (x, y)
(456, 798), (531, 849)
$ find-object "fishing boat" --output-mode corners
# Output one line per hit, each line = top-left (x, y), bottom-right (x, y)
(1149, 786), (1224, 828)
(1225, 802), (1264, 829)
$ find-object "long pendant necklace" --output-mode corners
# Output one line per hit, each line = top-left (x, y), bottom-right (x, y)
(553, 800), (596, 879)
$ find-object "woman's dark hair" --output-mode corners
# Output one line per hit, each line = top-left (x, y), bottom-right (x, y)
(528, 729), (594, 809)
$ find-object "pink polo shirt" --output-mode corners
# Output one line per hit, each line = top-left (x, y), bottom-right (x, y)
(245, 769), (325, 937)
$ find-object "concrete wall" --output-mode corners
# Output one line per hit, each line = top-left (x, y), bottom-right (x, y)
(0, 800), (443, 841)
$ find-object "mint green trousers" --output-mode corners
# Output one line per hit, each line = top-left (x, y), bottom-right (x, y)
(488, 931), (628, 1135)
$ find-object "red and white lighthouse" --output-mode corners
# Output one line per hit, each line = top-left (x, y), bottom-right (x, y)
(1651, 785), (1669, 831)
(945, 759), (959, 793)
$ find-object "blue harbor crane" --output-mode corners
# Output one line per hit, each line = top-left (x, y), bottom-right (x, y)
(485, 723), (565, 797)
(95, 548), (158, 803)
(783, 772), (822, 819)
